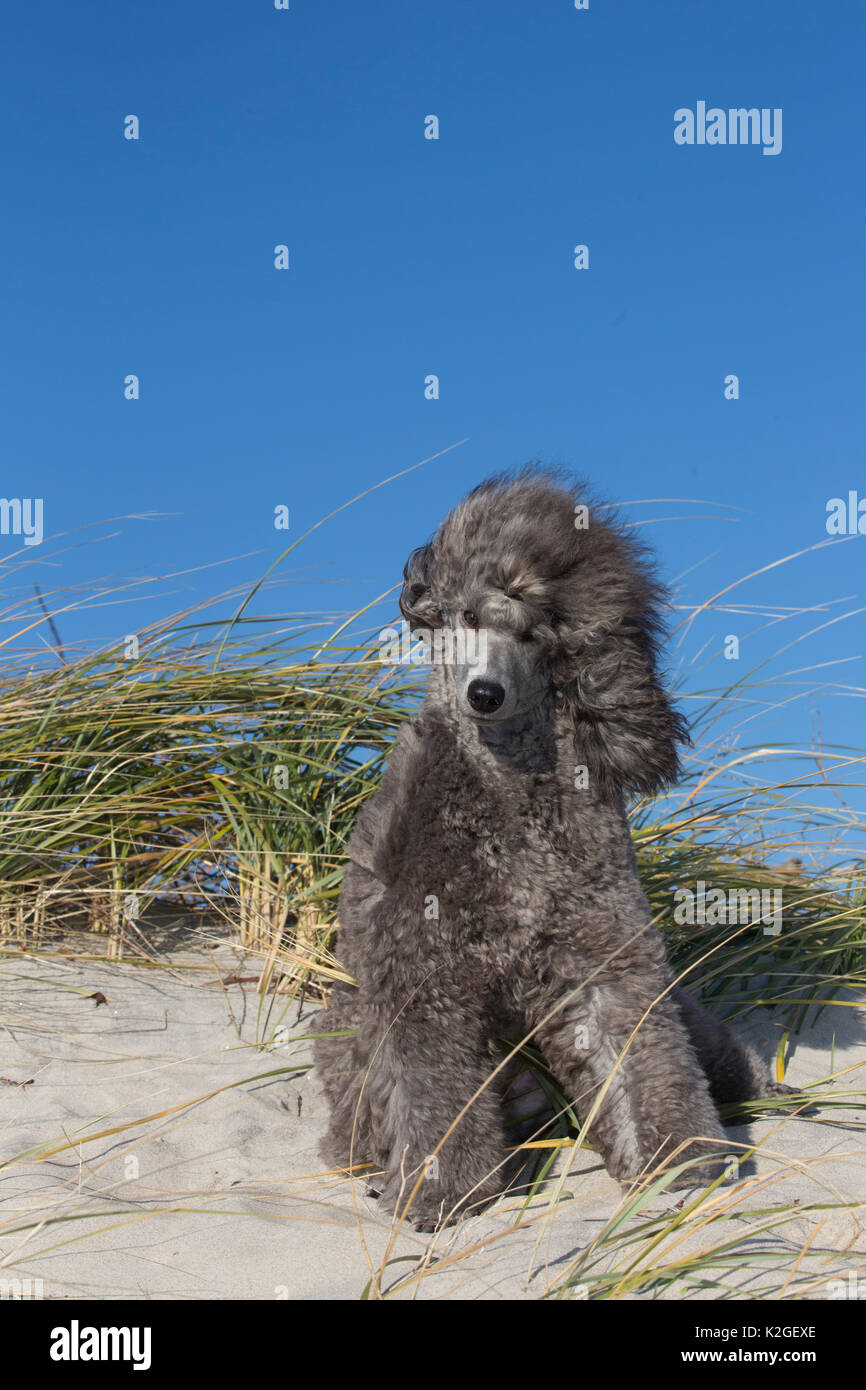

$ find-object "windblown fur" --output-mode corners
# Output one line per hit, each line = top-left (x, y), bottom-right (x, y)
(314, 468), (783, 1227)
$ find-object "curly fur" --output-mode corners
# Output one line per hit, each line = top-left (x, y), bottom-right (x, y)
(314, 468), (784, 1228)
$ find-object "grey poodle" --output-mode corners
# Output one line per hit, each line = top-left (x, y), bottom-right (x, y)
(315, 468), (785, 1228)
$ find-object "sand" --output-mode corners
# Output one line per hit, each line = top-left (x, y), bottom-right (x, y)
(1, 924), (864, 1301)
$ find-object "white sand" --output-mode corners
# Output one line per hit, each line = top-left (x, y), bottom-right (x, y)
(1, 930), (864, 1300)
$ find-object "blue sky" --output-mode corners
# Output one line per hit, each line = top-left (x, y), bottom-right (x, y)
(1, 1), (864, 844)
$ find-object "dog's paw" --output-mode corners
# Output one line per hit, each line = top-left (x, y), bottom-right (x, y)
(653, 1143), (741, 1192)
(664, 1159), (738, 1192)
(373, 1170), (464, 1228)
(409, 1205), (462, 1231)
(761, 1081), (820, 1116)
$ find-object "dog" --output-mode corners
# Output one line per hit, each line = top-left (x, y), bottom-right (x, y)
(314, 468), (787, 1227)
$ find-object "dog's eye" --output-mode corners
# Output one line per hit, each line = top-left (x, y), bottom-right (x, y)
(462, 609), (479, 628)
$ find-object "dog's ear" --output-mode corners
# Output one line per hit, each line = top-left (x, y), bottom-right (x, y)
(399, 543), (437, 625)
(559, 626), (688, 796)
(552, 525), (689, 797)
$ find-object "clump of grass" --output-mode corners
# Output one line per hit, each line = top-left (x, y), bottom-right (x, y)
(0, 590), (417, 979)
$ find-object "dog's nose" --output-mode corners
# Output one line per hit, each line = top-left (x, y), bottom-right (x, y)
(467, 679), (505, 714)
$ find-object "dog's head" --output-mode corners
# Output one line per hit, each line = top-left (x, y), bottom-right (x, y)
(399, 467), (688, 794)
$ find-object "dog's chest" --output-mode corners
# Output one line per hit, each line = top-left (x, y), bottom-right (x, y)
(374, 720), (633, 968)
(430, 775), (583, 934)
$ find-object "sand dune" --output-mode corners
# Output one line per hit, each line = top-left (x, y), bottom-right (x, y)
(1, 931), (864, 1300)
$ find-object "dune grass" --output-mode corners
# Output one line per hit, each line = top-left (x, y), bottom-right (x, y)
(1, 582), (862, 1028)
(0, 599), (414, 969)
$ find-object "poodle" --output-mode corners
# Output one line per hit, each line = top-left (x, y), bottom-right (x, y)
(314, 468), (785, 1228)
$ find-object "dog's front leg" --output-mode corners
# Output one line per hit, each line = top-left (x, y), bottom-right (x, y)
(367, 998), (508, 1227)
(532, 981), (735, 1190)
